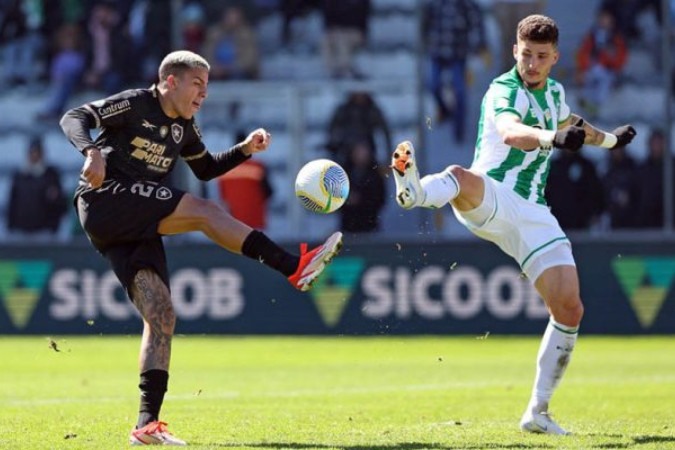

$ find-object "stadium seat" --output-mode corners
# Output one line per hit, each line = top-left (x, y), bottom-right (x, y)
(304, 129), (331, 158)
(0, 91), (45, 131)
(598, 85), (664, 123)
(623, 48), (659, 84)
(200, 129), (234, 153)
(237, 98), (290, 129)
(0, 134), (30, 171)
(286, 11), (324, 52)
(369, 14), (419, 51)
(354, 51), (417, 80)
(44, 131), (84, 171)
(375, 89), (418, 127)
(304, 89), (341, 128)
(261, 52), (326, 80)
(257, 130), (291, 168)
(256, 14), (284, 53)
(371, 0), (417, 13)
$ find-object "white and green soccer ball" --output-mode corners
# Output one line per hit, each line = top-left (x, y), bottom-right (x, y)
(294, 159), (350, 214)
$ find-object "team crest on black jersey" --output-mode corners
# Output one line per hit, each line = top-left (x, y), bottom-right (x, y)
(156, 187), (173, 200)
(171, 124), (183, 143)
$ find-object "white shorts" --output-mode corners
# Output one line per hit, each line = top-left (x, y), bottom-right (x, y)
(453, 174), (575, 282)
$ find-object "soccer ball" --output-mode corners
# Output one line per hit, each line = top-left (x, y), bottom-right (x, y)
(295, 159), (350, 214)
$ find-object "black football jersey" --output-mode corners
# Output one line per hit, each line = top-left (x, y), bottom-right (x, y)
(62, 86), (206, 184)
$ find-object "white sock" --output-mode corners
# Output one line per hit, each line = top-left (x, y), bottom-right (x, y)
(420, 169), (460, 209)
(528, 318), (578, 411)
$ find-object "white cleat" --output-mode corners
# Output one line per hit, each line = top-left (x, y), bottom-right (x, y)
(390, 141), (425, 209)
(520, 407), (571, 435)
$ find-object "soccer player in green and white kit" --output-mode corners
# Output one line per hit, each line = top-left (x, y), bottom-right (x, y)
(391, 14), (636, 435)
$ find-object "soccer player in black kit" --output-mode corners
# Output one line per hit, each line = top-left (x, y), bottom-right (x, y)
(60, 50), (342, 446)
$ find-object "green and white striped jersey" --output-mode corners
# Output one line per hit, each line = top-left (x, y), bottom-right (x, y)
(471, 67), (571, 205)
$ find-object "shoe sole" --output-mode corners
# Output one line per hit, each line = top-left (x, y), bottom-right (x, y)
(391, 141), (420, 209)
(129, 435), (187, 446)
(392, 142), (413, 176)
(299, 231), (343, 291)
(130, 429), (187, 446)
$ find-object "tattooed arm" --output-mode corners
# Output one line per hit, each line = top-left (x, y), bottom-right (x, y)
(559, 114), (605, 146)
(559, 114), (637, 149)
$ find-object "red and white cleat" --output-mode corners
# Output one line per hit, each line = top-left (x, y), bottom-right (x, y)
(129, 421), (186, 446)
(288, 231), (343, 291)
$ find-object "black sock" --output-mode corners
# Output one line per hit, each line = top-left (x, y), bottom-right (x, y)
(137, 369), (169, 429)
(241, 230), (300, 277)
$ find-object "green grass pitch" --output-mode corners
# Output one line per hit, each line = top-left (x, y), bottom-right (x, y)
(1, 335), (674, 449)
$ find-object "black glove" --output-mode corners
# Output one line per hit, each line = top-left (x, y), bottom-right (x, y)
(553, 118), (586, 152)
(610, 125), (637, 149)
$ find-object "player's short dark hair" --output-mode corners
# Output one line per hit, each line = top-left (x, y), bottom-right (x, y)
(517, 14), (559, 46)
(158, 50), (210, 81)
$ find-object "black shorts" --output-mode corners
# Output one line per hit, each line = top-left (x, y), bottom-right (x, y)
(75, 179), (185, 296)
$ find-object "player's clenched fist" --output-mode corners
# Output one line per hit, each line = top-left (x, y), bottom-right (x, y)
(610, 125), (637, 149)
(553, 118), (586, 152)
(241, 128), (271, 155)
(82, 146), (106, 188)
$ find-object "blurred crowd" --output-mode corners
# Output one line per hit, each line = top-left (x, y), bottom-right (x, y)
(1, 0), (673, 240)
(0, 0), (374, 118)
(2, 0), (169, 118)
(546, 128), (674, 232)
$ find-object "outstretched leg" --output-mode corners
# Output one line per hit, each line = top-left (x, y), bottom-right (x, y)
(390, 141), (484, 211)
(158, 194), (342, 291)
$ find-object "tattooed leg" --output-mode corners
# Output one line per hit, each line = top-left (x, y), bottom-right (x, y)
(130, 269), (176, 428)
(130, 269), (176, 372)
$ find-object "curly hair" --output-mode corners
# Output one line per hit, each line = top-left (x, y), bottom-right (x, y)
(517, 14), (559, 46)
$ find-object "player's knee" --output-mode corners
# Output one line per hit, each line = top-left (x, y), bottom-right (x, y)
(447, 165), (484, 196)
(132, 270), (177, 334)
(552, 297), (584, 327)
(573, 300), (584, 323)
(447, 165), (476, 188)
(446, 165), (466, 181)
